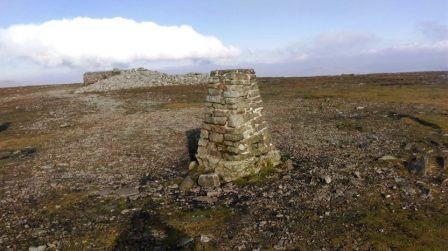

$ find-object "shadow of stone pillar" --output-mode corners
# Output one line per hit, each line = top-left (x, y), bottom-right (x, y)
(195, 69), (280, 182)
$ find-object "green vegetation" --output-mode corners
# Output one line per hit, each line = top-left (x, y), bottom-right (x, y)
(234, 162), (279, 186)
(0, 133), (54, 151)
(169, 206), (232, 235)
(415, 114), (448, 133)
(310, 85), (448, 110)
(34, 189), (129, 249)
(0, 104), (55, 151)
(358, 197), (448, 250)
(336, 119), (363, 132)
(260, 75), (448, 110)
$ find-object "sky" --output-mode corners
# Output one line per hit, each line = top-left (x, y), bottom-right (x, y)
(0, 0), (447, 86)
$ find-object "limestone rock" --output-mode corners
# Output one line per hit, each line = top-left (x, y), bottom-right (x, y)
(379, 155), (397, 161)
(180, 176), (195, 192)
(29, 245), (47, 251)
(198, 174), (220, 188)
(353, 171), (362, 179)
(200, 235), (211, 243)
(320, 175), (332, 184)
(188, 161), (198, 171)
(193, 196), (218, 203)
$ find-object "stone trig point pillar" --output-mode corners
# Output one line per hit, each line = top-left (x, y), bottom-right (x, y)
(195, 69), (280, 183)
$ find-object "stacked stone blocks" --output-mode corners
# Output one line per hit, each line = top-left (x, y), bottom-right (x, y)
(196, 69), (280, 182)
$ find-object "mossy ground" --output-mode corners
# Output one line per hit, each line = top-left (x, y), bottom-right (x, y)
(168, 207), (233, 236)
(234, 161), (280, 186)
(356, 195), (448, 250)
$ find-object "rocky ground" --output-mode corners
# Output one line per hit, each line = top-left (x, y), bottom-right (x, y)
(0, 71), (447, 250)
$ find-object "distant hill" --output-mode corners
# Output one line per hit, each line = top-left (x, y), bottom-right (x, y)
(0, 80), (23, 87)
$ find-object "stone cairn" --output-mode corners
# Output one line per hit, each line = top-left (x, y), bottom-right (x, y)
(83, 69), (121, 85)
(76, 68), (210, 93)
(193, 69), (281, 186)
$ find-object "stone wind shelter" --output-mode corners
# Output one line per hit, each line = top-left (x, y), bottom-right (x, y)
(195, 69), (281, 182)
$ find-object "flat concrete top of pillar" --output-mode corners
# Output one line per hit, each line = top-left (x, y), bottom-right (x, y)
(210, 69), (255, 76)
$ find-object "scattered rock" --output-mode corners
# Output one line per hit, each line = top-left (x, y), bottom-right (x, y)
(379, 155), (397, 161)
(344, 188), (359, 198)
(284, 159), (293, 170)
(319, 175), (332, 184)
(59, 123), (70, 128)
(121, 209), (131, 214)
(381, 193), (391, 199)
(402, 186), (417, 195)
(197, 174), (220, 188)
(200, 235), (211, 243)
(407, 155), (429, 175)
(180, 176), (195, 192)
(353, 171), (362, 179)
(12, 146), (37, 158)
(46, 241), (60, 249)
(416, 181), (431, 196)
(394, 177), (404, 183)
(29, 245), (46, 251)
(206, 190), (220, 197)
(56, 163), (69, 168)
(168, 183), (179, 189)
(177, 237), (194, 248)
(222, 183), (236, 193)
(194, 235), (214, 250)
(116, 187), (139, 197)
(193, 196), (218, 203)
(41, 163), (53, 170)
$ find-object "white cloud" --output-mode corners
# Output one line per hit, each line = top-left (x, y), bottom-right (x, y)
(0, 20), (446, 86)
(0, 17), (239, 68)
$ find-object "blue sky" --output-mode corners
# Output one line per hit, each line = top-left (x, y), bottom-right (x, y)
(0, 0), (447, 85)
